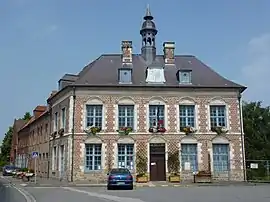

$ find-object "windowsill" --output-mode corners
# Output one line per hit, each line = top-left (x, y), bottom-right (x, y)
(84, 170), (103, 174)
(179, 82), (192, 85)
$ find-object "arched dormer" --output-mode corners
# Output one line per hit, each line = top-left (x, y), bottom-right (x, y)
(114, 97), (137, 132)
(212, 136), (229, 144)
(180, 136), (197, 144)
(208, 97), (230, 132)
(117, 97), (135, 105)
(82, 97), (105, 132)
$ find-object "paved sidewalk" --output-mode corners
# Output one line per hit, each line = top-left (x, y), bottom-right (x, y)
(3, 176), (268, 187)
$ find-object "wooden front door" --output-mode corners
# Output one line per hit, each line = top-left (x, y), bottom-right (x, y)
(150, 143), (166, 181)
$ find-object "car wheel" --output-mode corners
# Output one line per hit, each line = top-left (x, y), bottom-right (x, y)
(107, 186), (112, 190)
(128, 185), (133, 190)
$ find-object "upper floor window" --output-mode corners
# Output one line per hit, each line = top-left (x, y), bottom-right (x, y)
(149, 105), (165, 127)
(54, 112), (58, 131)
(179, 105), (195, 129)
(118, 105), (134, 128)
(119, 69), (132, 84)
(85, 144), (102, 171)
(61, 107), (66, 128)
(86, 105), (103, 128)
(210, 105), (226, 128)
(179, 70), (192, 84)
(118, 144), (134, 169)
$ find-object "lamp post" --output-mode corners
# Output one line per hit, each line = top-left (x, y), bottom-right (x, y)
(238, 92), (246, 181)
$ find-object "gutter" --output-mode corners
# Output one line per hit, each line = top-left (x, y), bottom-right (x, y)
(47, 103), (52, 179)
(71, 86), (76, 182)
(238, 92), (246, 181)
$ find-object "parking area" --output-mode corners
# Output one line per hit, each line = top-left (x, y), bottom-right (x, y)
(74, 185), (270, 202)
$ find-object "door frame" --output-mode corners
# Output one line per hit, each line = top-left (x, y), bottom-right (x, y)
(148, 142), (168, 181)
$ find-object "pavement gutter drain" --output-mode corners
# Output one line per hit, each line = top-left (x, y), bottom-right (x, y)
(62, 187), (146, 202)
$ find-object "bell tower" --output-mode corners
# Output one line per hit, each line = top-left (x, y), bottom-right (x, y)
(140, 5), (158, 64)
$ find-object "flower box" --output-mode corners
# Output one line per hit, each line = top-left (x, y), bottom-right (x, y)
(180, 126), (197, 135)
(58, 128), (64, 136)
(117, 127), (132, 135)
(169, 175), (180, 182)
(136, 175), (148, 183)
(211, 126), (228, 135)
(149, 127), (166, 133)
(84, 126), (101, 135)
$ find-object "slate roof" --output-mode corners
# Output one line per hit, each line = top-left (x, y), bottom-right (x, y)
(19, 106), (48, 132)
(13, 119), (27, 133)
(68, 54), (245, 90)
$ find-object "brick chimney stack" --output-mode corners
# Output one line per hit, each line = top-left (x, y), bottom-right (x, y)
(33, 106), (46, 118)
(163, 42), (175, 65)
(121, 41), (132, 64)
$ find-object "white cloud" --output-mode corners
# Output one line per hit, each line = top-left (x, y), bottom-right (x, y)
(241, 34), (270, 104)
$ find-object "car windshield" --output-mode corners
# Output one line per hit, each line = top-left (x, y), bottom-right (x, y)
(5, 166), (15, 170)
(110, 168), (130, 174)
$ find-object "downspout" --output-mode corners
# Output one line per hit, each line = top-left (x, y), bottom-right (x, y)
(71, 86), (76, 182)
(238, 92), (246, 181)
(47, 102), (52, 179)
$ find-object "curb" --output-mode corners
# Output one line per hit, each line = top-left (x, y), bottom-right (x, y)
(17, 183), (267, 188)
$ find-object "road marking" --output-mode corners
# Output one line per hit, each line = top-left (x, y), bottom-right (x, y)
(12, 186), (36, 202)
(62, 187), (146, 202)
(28, 187), (59, 189)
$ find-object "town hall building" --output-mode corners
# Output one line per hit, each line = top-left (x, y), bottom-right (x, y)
(47, 7), (246, 183)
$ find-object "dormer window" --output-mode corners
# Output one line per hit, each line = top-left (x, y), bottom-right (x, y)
(119, 69), (132, 84)
(179, 70), (192, 84)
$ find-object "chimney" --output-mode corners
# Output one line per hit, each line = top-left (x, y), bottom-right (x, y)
(33, 106), (46, 118)
(163, 42), (175, 65)
(121, 41), (132, 64)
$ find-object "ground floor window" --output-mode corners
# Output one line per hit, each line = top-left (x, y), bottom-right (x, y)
(118, 144), (134, 169)
(85, 144), (102, 171)
(181, 143), (198, 171)
(212, 144), (229, 172)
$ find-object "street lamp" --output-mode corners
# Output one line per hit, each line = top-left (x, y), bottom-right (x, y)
(238, 93), (246, 181)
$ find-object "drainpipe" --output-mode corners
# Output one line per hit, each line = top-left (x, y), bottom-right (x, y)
(71, 86), (76, 182)
(238, 92), (246, 181)
(47, 102), (52, 179)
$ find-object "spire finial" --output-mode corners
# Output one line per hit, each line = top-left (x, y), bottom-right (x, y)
(144, 4), (153, 20)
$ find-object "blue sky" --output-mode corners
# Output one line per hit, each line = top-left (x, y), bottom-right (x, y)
(1, 0), (270, 140)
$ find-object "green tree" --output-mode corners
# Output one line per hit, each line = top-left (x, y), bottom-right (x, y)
(0, 126), (13, 166)
(23, 112), (31, 121)
(243, 101), (270, 160)
(0, 112), (31, 166)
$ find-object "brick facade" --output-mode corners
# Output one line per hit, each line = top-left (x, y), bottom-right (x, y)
(49, 89), (245, 182)
(15, 106), (50, 178)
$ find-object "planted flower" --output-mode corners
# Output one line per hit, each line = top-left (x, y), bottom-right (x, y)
(180, 126), (197, 135)
(211, 126), (228, 135)
(58, 128), (64, 136)
(117, 127), (133, 135)
(84, 126), (101, 135)
(149, 120), (166, 133)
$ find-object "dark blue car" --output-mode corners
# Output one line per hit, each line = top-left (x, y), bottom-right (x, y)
(107, 168), (133, 190)
(2, 165), (16, 176)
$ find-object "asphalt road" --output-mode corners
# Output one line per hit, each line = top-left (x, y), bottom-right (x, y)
(0, 177), (27, 202)
(22, 185), (270, 202)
